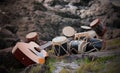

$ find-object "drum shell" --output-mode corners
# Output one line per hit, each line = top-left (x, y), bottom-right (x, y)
(52, 36), (68, 56)
(54, 42), (68, 56)
(70, 40), (86, 54)
(70, 40), (79, 54)
(26, 32), (39, 43)
(87, 38), (103, 50)
(92, 25), (106, 36)
(83, 38), (103, 52)
(90, 19), (107, 36)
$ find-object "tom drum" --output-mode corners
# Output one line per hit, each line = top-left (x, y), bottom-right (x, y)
(62, 26), (76, 37)
(90, 19), (107, 36)
(69, 40), (87, 54)
(52, 36), (69, 56)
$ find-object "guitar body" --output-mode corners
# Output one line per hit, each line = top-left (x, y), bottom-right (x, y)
(12, 42), (48, 66)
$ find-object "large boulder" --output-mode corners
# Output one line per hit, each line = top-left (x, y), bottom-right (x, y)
(0, 47), (24, 68)
(0, 27), (19, 49)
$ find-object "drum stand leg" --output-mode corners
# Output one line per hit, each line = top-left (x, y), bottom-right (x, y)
(60, 45), (70, 56)
(53, 46), (58, 56)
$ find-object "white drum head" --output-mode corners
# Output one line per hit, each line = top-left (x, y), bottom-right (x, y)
(81, 26), (91, 30)
(62, 26), (76, 37)
(26, 32), (38, 39)
(52, 36), (67, 45)
(87, 30), (97, 38)
(90, 19), (100, 27)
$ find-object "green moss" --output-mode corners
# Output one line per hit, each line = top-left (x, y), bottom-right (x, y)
(77, 62), (104, 73)
(59, 68), (71, 73)
(46, 57), (57, 73)
(107, 38), (120, 47)
(77, 55), (120, 73)
(28, 65), (41, 73)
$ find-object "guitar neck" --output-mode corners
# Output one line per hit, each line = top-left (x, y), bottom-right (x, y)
(40, 41), (52, 49)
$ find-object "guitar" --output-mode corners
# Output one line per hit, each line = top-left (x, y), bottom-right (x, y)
(12, 41), (52, 66)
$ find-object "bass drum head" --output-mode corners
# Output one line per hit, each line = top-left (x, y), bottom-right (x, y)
(62, 26), (76, 37)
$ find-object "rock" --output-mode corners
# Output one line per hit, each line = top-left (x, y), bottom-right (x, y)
(0, 28), (20, 49)
(54, 5), (63, 9)
(0, 47), (24, 68)
(35, 0), (44, 3)
(34, 1), (47, 11)
(21, 64), (50, 73)
(3, 25), (18, 34)
(110, 0), (120, 7)
(65, 3), (78, 14)
(80, 13), (87, 19)
(0, 67), (8, 73)
(63, 0), (81, 4)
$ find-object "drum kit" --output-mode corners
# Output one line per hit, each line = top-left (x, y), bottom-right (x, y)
(12, 18), (107, 66)
(52, 18), (107, 56)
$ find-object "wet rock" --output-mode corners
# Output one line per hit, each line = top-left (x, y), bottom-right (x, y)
(0, 28), (20, 49)
(110, 0), (120, 7)
(35, 0), (44, 3)
(21, 64), (50, 73)
(0, 47), (24, 68)
(0, 67), (8, 73)
(3, 25), (18, 34)
(53, 61), (79, 73)
(33, 1), (47, 11)
(63, 0), (81, 3)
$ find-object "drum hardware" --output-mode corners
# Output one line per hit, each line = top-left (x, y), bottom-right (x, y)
(74, 30), (98, 40)
(82, 42), (99, 54)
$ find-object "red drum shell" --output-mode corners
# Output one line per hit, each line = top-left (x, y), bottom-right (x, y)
(90, 19), (107, 36)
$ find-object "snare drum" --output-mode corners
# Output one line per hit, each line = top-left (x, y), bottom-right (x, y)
(52, 36), (69, 56)
(26, 32), (39, 43)
(90, 19), (107, 36)
(69, 40), (87, 54)
(82, 38), (103, 52)
(62, 26), (76, 37)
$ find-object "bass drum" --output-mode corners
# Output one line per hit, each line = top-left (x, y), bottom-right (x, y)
(83, 38), (103, 52)
(69, 40), (87, 54)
